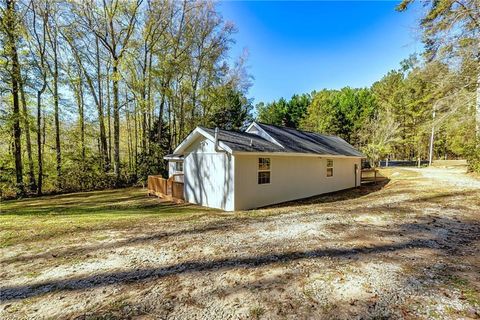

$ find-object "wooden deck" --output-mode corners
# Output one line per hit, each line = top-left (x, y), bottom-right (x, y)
(147, 175), (184, 202)
(361, 168), (387, 184)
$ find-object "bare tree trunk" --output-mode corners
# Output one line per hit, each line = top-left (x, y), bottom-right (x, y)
(112, 58), (121, 184)
(141, 45), (148, 154)
(36, 91), (43, 195)
(476, 53), (480, 140)
(428, 107), (436, 166)
(157, 79), (170, 142)
(31, 0), (47, 196)
(5, 0), (24, 196)
(134, 99), (138, 176)
(19, 74), (36, 191)
(52, 40), (62, 188)
(179, 91), (185, 140)
(106, 69), (112, 164)
(96, 37), (109, 171)
(147, 51), (153, 150)
(126, 108), (132, 171)
(76, 79), (86, 163)
(45, 10), (62, 188)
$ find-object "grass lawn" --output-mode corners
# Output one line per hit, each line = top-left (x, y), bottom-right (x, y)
(1, 168), (479, 319)
(0, 188), (218, 248)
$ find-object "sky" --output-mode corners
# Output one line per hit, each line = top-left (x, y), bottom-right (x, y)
(217, 1), (424, 104)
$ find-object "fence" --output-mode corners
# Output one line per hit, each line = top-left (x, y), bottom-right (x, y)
(147, 175), (184, 201)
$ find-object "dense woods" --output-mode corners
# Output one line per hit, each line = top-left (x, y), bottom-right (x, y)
(0, 0), (252, 197)
(257, 1), (479, 170)
(0, 0), (478, 198)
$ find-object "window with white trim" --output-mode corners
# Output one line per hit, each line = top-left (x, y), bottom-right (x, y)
(258, 158), (270, 184)
(175, 161), (183, 172)
(326, 159), (333, 177)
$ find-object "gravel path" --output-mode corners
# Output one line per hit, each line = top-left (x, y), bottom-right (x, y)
(404, 166), (480, 189)
(1, 168), (479, 319)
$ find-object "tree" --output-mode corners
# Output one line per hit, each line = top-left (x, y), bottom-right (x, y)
(79, 0), (142, 184)
(28, 0), (49, 195)
(256, 93), (311, 128)
(1, 0), (24, 196)
(45, 1), (62, 187)
(19, 63), (36, 192)
(397, 0), (479, 138)
(359, 110), (400, 167)
(208, 88), (252, 130)
(0, 0), (252, 198)
(299, 88), (376, 145)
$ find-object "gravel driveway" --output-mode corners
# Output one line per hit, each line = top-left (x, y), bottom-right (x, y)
(1, 167), (479, 319)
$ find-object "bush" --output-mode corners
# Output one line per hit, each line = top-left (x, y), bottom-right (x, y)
(466, 142), (480, 173)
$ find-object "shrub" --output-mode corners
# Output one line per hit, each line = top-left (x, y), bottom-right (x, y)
(465, 142), (480, 173)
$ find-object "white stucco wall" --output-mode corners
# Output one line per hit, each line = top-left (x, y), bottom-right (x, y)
(234, 154), (361, 210)
(183, 137), (235, 211)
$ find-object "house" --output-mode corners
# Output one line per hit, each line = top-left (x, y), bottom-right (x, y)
(163, 122), (365, 211)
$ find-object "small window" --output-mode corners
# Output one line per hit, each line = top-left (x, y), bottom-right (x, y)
(258, 158), (271, 184)
(258, 171), (270, 184)
(258, 158), (270, 170)
(326, 159), (333, 177)
(175, 161), (183, 172)
(327, 168), (333, 177)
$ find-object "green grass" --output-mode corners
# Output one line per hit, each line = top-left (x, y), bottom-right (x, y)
(0, 187), (217, 248)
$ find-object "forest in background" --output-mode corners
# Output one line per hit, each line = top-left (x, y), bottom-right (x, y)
(257, 0), (479, 171)
(0, 0), (253, 197)
(0, 0), (478, 198)
(257, 56), (476, 166)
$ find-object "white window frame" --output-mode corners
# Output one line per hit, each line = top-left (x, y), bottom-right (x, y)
(175, 161), (183, 172)
(326, 159), (334, 177)
(258, 157), (271, 185)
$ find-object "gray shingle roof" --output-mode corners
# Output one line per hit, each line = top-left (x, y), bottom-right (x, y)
(200, 123), (364, 157)
(256, 123), (364, 157)
(200, 127), (284, 152)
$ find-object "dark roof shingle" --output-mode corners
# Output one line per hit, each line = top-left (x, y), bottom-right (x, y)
(256, 123), (364, 157)
(199, 123), (364, 157)
(200, 127), (284, 152)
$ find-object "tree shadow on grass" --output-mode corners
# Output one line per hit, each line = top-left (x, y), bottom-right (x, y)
(1, 217), (248, 264)
(1, 188), (213, 216)
(2, 215), (479, 303)
(4, 185), (479, 265)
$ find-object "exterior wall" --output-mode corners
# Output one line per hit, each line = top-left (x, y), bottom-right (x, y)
(234, 154), (361, 210)
(183, 137), (235, 211)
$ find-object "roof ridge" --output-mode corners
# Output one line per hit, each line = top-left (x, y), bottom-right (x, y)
(201, 126), (275, 143)
(255, 122), (338, 138)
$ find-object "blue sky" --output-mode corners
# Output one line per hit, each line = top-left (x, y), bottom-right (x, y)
(217, 1), (424, 104)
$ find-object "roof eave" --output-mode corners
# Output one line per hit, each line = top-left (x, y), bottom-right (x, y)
(231, 151), (366, 158)
(172, 127), (234, 155)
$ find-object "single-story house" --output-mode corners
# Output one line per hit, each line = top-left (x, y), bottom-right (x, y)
(164, 122), (365, 211)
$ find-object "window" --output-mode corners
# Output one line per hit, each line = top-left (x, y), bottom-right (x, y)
(258, 158), (270, 170)
(175, 161), (183, 172)
(258, 157), (271, 184)
(258, 171), (271, 184)
(326, 159), (333, 177)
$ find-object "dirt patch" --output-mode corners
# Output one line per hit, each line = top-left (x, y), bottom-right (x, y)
(1, 167), (479, 319)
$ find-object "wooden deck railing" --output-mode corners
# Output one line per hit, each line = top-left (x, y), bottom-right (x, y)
(171, 181), (184, 199)
(147, 174), (184, 201)
(361, 168), (387, 184)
